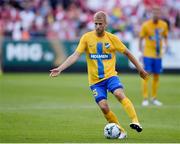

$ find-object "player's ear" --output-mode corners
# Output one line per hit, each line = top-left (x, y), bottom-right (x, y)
(105, 16), (109, 28)
(105, 20), (108, 29)
(105, 24), (108, 29)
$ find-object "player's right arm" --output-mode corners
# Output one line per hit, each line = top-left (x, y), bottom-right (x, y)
(50, 34), (87, 77)
(49, 51), (81, 77)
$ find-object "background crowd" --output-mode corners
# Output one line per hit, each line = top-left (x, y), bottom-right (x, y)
(0, 0), (180, 42)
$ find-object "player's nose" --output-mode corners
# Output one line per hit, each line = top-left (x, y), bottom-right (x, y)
(96, 24), (101, 28)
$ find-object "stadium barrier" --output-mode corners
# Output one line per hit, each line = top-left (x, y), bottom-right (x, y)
(1, 38), (180, 73)
(1, 39), (129, 72)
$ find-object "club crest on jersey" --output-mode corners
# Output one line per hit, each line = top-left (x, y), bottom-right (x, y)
(105, 43), (110, 49)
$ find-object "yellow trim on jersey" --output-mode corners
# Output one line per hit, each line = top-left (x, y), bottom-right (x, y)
(76, 31), (126, 85)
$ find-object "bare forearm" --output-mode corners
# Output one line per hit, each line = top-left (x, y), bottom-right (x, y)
(124, 49), (143, 71)
(58, 52), (80, 72)
(123, 48), (149, 79)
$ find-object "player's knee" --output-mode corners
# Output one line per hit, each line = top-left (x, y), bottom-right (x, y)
(98, 101), (109, 114)
(113, 89), (125, 101)
(101, 107), (109, 114)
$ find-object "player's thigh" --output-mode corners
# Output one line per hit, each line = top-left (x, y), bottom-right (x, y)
(106, 76), (125, 101)
(90, 84), (107, 103)
(107, 76), (123, 93)
(152, 58), (162, 74)
(143, 57), (153, 73)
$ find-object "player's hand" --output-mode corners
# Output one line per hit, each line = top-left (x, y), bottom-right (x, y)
(139, 69), (150, 80)
(49, 67), (61, 77)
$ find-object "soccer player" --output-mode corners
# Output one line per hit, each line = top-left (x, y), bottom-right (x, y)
(50, 11), (149, 139)
(139, 6), (169, 106)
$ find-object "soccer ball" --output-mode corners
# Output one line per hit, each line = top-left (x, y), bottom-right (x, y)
(104, 123), (121, 139)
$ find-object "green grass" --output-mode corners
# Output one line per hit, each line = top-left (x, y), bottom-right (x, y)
(0, 73), (180, 143)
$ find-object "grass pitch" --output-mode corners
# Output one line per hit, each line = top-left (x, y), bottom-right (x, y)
(0, 73), (180, 143)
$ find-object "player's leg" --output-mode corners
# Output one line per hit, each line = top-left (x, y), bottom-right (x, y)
(113, 88), (142, 132)
(151, 58), (162, 106)
(142, 57), (153, 106)
(107, 76), (142, 132)
(90, 81), (125, 133)
(98, 99), (127, 139)
(98, 99), (125, 132)
(142, 77), (149, 106)
(152, 74), (159, 98)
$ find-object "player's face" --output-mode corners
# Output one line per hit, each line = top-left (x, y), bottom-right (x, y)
(152, 7), (161, 22)
(94, 18), (106, 36)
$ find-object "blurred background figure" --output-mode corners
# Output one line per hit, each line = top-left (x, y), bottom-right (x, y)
(139, 6), (169, 106)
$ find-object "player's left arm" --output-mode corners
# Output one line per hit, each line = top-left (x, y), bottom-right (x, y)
(163, 36), (169, 54)
(123, 48), (149, 79)
(162, 23), (169, 54)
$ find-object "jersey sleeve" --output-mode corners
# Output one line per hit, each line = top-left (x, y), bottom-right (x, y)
(113, 36), (126, 53)
(75, 34), (87, 54)
(163, 22), (168, 37)
(139, 23), (146, 38)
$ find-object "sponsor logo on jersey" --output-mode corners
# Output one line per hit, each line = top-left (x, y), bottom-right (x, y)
(89, 54), (112, 60)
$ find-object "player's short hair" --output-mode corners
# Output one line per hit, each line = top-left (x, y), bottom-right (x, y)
(93, 11), (108, 23)
(152, 5), (161, 12)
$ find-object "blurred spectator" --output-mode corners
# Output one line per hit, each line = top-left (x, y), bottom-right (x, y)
(0, 0), (179, 41)
(174, 11), (180, 38)
(175, 11), (180, 28)
(21, 27), (30, 41)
